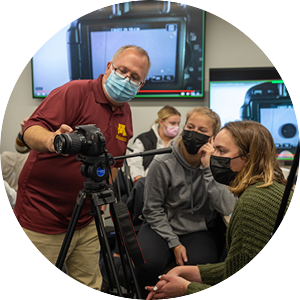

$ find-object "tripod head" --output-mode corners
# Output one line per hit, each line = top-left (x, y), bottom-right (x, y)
(76, 153), (116, 205)
(77, 153), (115, 188)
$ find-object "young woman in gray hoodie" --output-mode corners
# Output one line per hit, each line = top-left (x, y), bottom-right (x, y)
(136, 107), (237, 297)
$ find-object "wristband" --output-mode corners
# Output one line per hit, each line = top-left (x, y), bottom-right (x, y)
(15, 132), (30, 153)
(17, 132), (23, 141)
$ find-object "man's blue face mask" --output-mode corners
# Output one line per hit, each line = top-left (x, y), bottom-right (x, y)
(104, 68), (140, 103)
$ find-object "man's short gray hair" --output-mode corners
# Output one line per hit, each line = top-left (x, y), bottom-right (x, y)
(111, 45), (151, 75)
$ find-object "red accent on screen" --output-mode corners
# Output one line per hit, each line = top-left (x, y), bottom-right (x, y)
(138, 90), (195, 93)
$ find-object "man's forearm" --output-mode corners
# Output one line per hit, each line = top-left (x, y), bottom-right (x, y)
(23, 125), (55, 152)
(23, 124), (73, 153)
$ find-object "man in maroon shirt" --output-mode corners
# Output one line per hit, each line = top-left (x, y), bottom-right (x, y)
(14, 45), (151, 290)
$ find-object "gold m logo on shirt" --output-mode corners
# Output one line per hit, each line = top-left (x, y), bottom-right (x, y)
(117, 123), (127, 137)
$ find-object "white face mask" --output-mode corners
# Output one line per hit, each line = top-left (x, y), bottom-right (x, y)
(163, 121), (180, 137)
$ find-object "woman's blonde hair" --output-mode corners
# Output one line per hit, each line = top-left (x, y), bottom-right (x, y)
(223, 120), (287, 196)
(184, 107), (221, 136)
(154, 105), (181, 125)
(176, 106), (221, 150)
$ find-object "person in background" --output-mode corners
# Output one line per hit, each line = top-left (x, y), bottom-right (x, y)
(14, 45), (151, 290)
(145, 120), (292, 299)
(136, 107), (237, 298)
(127, 105), (181, 183)
(2, 117), (30, 208)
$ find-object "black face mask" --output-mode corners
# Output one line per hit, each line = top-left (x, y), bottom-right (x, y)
(182, 130), (210, 155)
(210, 155), (242, 185)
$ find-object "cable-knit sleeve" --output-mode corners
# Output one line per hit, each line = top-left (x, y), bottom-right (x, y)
(185, 198), (245, 293)
(197, 197), (250, 286)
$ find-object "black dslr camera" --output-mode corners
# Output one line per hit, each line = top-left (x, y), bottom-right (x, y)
(54, 124), (115, 184)
(54, 124), (107, 157)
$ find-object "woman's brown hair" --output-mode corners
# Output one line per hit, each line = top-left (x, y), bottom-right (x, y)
(223, 120), (287, 196)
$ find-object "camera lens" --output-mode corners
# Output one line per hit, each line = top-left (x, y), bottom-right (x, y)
(280, 123), (297, 138)
(54, 134), (69, 154)
(54, 132), (85, 154)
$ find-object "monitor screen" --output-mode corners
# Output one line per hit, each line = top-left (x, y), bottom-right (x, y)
(32, 1), (205, 98)
(209, 68), (299, 161)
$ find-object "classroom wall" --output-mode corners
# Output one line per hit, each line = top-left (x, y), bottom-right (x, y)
(0, 11), (272, 153)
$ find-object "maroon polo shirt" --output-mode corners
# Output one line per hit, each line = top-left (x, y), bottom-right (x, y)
(14, 75), (133, 234)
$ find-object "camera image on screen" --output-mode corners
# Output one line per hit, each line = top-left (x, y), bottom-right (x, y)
(32, 1), (205, 98)
(66, 1), (204, 96)
(209, 68), (299, 162)
(241, 82), (298, 157)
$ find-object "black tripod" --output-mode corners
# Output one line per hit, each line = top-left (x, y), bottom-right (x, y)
(55, 154), (142, 298)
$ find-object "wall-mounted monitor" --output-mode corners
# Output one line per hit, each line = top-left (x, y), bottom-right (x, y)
(32, 1), (205, 98)
(209, 67), (299, 162)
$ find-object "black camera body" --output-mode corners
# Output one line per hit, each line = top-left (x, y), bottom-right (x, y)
(54, 124), (107, 157)
(54, 124), (115, 185)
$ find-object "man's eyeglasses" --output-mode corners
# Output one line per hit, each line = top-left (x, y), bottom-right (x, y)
(111, 63), (143, 87)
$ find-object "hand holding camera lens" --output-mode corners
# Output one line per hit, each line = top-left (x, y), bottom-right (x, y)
(54, 124), (106, 156)
(49, 124), (73, 153)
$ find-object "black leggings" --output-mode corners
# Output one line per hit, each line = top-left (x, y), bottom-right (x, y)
(135, 221), (219, 298)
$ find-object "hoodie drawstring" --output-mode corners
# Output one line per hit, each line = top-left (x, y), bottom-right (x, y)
(190, 169), (194, 214)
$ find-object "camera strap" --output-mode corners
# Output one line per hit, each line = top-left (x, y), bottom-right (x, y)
(107, 161), (145, 267)
(112, 201), (146, 267)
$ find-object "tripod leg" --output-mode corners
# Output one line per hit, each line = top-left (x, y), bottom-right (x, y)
(56, 190), (87, 270)
(91, 196), (123, 297)
(93, 209), (115, 292)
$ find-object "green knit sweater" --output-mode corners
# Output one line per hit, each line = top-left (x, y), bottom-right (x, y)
(186, 181), (293, 294)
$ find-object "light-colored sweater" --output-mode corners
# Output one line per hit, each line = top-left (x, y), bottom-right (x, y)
(186, 180), (293, 294)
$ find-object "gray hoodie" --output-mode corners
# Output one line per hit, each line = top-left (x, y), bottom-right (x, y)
(143, 140), (237, 249)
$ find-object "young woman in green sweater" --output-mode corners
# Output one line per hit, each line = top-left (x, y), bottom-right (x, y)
(145, 120), (293, 298)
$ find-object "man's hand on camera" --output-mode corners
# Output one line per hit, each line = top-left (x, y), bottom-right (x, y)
(23, 124), (72, 153)
(49, 124), (73, 153)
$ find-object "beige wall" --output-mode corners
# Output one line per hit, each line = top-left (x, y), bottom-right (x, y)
(0, 11), (272, 153)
